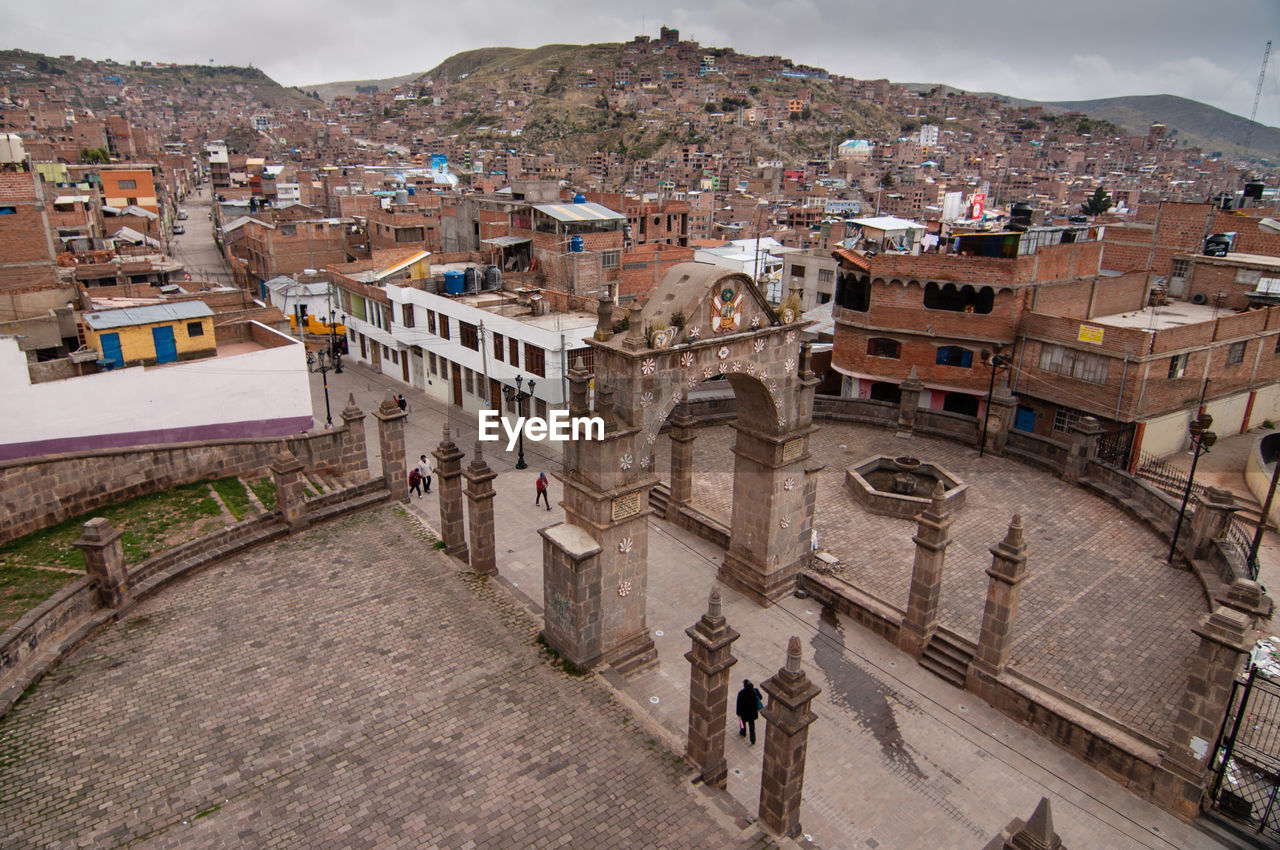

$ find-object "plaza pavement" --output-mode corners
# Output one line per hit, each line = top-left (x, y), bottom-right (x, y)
(309, 363), (1229, 848)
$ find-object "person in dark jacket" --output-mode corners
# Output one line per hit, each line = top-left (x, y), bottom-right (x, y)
(735, 679), (762, 744)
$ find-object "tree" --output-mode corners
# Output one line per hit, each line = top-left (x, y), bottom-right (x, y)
(79, 147), (109, 164)
(1081, 185), (1112, 216)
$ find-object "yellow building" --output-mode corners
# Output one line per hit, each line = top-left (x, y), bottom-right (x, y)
(83, 302), (216, 369)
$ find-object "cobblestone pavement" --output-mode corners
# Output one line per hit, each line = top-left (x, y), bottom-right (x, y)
(651, 422), (1206, 744)
(0, 507), (753, 849)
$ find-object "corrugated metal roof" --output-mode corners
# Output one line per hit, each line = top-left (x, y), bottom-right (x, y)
(481, 235), (532, 247)
(84, 301), (213, 330)
(532, 202), (624, 223)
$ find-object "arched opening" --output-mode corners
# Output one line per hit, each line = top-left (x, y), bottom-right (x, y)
(866, 337), (901, 359)
(869, 382), (901, 403)
(942, 392), (980, 417)
(923, 282), (995, 314)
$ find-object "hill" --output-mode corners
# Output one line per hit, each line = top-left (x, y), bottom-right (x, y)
(1044, 94), (1280, 164)
(309, 72), (423, 101)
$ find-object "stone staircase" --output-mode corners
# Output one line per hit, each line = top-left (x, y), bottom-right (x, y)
(919, 631), (976, 689)
(648, 482), (671, 515)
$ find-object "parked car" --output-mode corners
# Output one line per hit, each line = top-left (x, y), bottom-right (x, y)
(172, 223), (185, 235)
(177, 210), (188, 220)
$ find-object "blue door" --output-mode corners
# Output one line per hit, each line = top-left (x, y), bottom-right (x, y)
(100, 332), (123, 368)
(152, 326), (177, 364)
(1014, 405), (1037, 432)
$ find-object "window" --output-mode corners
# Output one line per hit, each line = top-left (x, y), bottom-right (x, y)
(390, 348), (399, 365)
(493, 332), (504, 361)
(1052, 407), (1085, 434)
(460, 321), (479, 351)
(279, 224), (297, 236)
(525, 343), (546, 377)
(1170, 257), (1189, 280)
(438, 314), (450, 340)
(465, 368), (474, 395)
(1038, 344), (1108, 384)
(602, 250), (620, 269)
(935, 346), (974, 368)
(1168, 353), (1188, 379)
(834, 270), (871, 312)
(427, 309), (436, 334)
(187, 322), (204, 337)
(509, 337), (519, 367)
(117, 179), (137, 190)
(395, 227), (424, 243)
(429, 352), (437, 375)
(867, 337), (901, 358)
(790, 264), (806, 278)
(1227, 340), (1246, 366)
(817, 268), (834, 284)
(0, 206), (16, 215)
(402, 304), (415, 328)
(817, 292), (832, 304)
(924, 282), (995, 314)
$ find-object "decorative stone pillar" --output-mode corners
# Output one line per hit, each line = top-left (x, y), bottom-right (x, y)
(982, 798), (1066, 850)
(1062, 416), (1103, 482)
(1188, 486), (1239, 560)
(667, 403), (697, 521)
(539, 523), (604, 669)
(967, 515), (1029, 698)
(897, 366), (924, 433)
(373, 394), (409, 502)
(433, 426), (469, 563)
(1220, 578), (1273, 626)
(270, 448), (309, 532)
(339, 394), (369, 480)
(898, 481), (953, 658)
(1155, 606), (1252, 818)
(982, 377), (1017, 456)
(757, 636), (821, 839)
(684, 589), (739, 789)
(73, 517), (131, 608)
(463, 441), (498, 576)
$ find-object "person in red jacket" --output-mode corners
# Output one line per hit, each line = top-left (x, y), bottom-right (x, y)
(535, 472), (550, 510)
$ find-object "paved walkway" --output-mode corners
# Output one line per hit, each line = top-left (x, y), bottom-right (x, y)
(0, 507), (752, 848)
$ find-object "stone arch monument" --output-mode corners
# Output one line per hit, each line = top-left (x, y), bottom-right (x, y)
(541, 263), (819, 674)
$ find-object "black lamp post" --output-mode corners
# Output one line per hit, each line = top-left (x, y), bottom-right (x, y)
(307, 348), (337, 427)
(503, 375), (535, 470)
(1168, 412), (1217, 564)
(978, 348), (1010, 458)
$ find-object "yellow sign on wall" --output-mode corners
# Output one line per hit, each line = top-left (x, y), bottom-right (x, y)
(1077, 325), (1104, 344)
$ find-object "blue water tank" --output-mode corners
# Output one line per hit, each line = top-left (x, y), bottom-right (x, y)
(569, 235), (584, 253)
(573, 193), (586, 204)
(406, 186), (416, 195)
(444, 270), (465, 295)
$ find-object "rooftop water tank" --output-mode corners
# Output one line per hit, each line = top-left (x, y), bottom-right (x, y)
(569, 235), (584, 253)
(573, 193), (586, 204)
(444, 270), (465, 295)
(394, 189), (409, 205)
(463, 267), (479, 292)
(483, 265), (501, 290)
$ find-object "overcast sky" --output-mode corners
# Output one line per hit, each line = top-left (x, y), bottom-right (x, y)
(9, 1), (1280, 125)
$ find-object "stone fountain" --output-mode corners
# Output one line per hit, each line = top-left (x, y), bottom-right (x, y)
(845, 454), (967, 519)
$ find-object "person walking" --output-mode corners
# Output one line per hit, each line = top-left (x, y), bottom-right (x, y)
(735, 679), (762, 744)
(408, 467), (423, 498)
(535, 472), (551, 510)
(396, 394), (408, 412)
(417, 454), (433, 494)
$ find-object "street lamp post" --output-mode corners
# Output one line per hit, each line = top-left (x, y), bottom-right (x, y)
(307, 348), (338, 428)
(1168, 413), (1217, 564)
(502, 375), (536, 470)
(1247, 443), (1280, 573)
(978, 349), (1010, 459)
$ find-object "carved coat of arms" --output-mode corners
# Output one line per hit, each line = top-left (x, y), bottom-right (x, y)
(710, 286), (744, 333)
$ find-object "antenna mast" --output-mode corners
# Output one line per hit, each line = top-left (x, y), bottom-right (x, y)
(1245, 40), (1271, 153)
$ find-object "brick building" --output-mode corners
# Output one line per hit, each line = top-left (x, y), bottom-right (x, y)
(1101, 201), (1280, 276)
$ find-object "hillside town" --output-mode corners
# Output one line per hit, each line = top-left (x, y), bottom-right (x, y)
(5, 24), (1280, 849)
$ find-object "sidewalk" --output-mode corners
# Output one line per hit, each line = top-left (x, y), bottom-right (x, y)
(314, 365), (1228, 848)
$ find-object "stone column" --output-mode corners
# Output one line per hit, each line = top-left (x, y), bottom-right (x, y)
(757, 636), (821, 839)
(339, 394), (369, 480)
(1188, 486), (1238, 560)
(982, 377), (1017, 456)
(1220, 578), (1272, 626)
(73, 517), (131, 608)
(898, 482), (953, 658)
(684, 589), (739, 789)
(539, 523), (604, 669)
(667, 403), (697, 520)
(982, 798), (1066, 850)
(897, 366), (924, 433)
(433, 426), (469, 562)
(1062, 416), (1103, 482)
(270, 448), (308, 532)
(967, 515), (1029, 697)
(1155, 607), (1252, 818)
(373, 394), (409, 502)
(463, 441), (498, 576)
